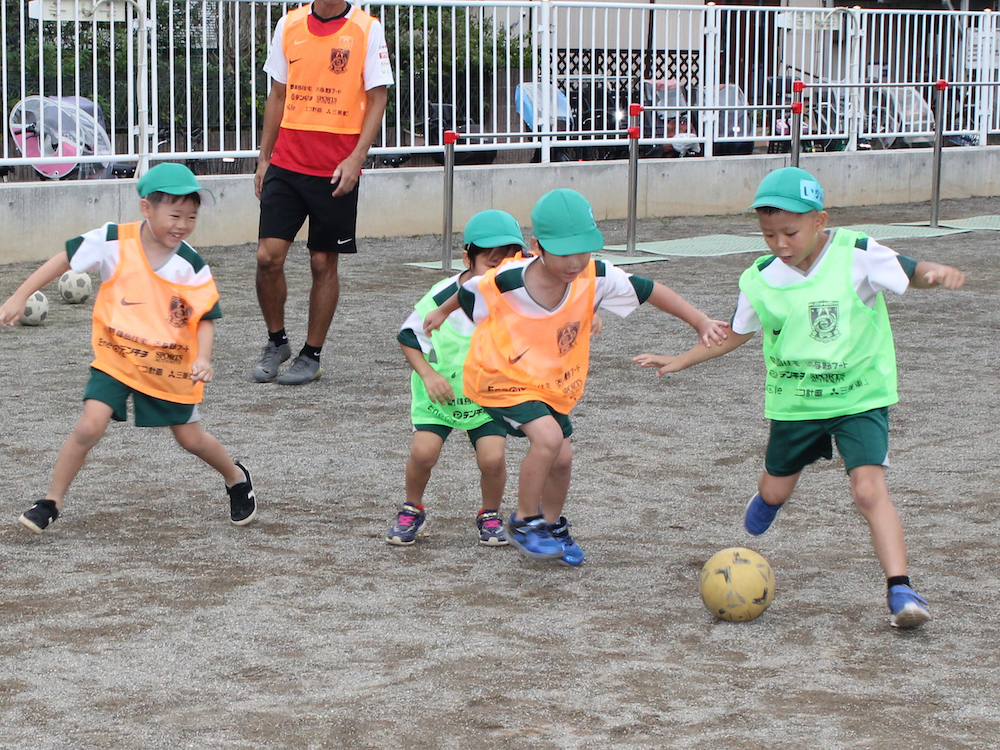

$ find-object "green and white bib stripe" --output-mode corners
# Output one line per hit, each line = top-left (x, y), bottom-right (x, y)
(739, 229), (899, 421)
(405, 275), (493, 431)
(66, 222), (222, 320)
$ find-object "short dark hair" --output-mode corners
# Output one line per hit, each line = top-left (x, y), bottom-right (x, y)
(144, 191), (202, 207)
(466, 242), (521, 263)
(755, 205), (783, 216)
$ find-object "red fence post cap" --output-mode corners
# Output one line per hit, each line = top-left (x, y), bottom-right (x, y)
(629, 103), (643, 116)
(792, 80), (806, 93)
(628, 125), (640, 139)
(444, 130), (458, 144)
(791, 102), (803, 114)
(935, 79), (949, 91)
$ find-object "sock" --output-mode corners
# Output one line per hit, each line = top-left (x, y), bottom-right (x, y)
(226, 469), (248, 488)
(300, 344), (322, 363)
(887, 575), (911, 590)
(268, 329), (289, 347)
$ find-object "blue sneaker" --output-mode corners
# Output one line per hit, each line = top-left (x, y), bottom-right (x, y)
(504, 515), (563, 559)
(386, 503), (427, 546)
(887, 585), (931, 629)
(548, 517), (584, 567)
(744, 493), (783, 535)
(476, 510), (509, 546)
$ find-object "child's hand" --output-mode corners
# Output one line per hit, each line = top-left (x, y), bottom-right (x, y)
(633, 353), (684, 377)
(421, 371), (454, 404)
(591, 313), (604, 336)
(0, 294), (27, 326)
(922, 263), (966, 290)
(697, 317), (730, 347)
(423, 307), (448, 335)
(191, 358), (214, 383)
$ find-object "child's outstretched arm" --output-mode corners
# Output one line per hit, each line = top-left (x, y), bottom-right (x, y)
(401, 344), (453, 404)
(0, 252), (71, 326)
(634, 331), (755, 377)
(191, 319), (215, 383)
(646, 281), (729, 346)
(910, 260), (966, 290)
(423, 291), (461, 334)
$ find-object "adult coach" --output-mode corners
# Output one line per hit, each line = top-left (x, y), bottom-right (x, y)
(253, 0), (393, 385)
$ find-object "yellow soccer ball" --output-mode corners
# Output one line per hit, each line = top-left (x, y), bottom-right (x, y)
(700, 547), (775, 622)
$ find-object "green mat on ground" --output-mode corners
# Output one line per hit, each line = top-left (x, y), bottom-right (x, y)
(604, 234), (764, 257)
(837, 224), (970, 239)
(893, 215), (1000, 231)
(406, 251), (670, 271)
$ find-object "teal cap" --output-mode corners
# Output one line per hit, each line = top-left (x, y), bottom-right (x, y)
(464, 210), (526, 249)
(530, 189), (605, 256)
(137, 163), (216, 207)
(750, 167), (824, 213)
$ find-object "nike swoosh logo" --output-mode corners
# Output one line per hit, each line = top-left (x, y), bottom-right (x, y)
(508, 348), (530, 365)
(337, 238), (352, 245)
(289, 58), (303, 64)
(121, 298), (144, 306)
(293, 39), (307, 45)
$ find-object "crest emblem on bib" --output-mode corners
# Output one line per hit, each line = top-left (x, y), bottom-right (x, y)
(808, 301), (840, 342)
(556, 321), (580, 356)
(330, 36), (354, 73)
(168, 296), (193, 328)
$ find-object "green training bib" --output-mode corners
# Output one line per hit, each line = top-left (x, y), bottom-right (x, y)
(738, 229), (899, 421)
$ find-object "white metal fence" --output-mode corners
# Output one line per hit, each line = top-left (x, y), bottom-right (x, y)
(1, 0), (997, 180)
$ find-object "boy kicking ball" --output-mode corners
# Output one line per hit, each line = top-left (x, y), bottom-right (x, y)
(0, 163), (257, 534)
(636, 167), (965, 628)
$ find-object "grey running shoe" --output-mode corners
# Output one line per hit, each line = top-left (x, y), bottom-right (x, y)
(277, 354), (322, 385)
(253, 341), (291, 382)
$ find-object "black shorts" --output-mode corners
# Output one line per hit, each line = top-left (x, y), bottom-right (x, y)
(258, 164), (359, 253)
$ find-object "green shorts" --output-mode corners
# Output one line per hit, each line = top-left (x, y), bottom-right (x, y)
(414, 420), (506, 446)
(84, 367), (200, 428)
(482, 401), (573, 439)
(765, 407), (890, 477)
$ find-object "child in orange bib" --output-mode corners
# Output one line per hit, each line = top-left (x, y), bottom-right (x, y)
(0, 163), (258, 535)
(425, 189), (729, 565)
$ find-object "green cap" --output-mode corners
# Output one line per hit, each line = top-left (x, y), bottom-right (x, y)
(750, 167), (824, 213)
(464, 209), (526, 249)
(530, 189), (604, 256)
(137, 163), (216, 207)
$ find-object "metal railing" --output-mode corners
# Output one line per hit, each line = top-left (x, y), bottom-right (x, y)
(1, 2), (998, 180)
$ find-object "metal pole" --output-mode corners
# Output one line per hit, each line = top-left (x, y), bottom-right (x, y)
(627, 103), (642, 256)
(442, 130), (457, 271)
(930, 80), (947, 229)
(791, 80), (804, 168)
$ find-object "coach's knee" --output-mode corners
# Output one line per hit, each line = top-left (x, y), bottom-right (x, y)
(256, 241), (288, 274)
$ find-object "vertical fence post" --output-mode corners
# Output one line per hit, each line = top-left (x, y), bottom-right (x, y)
(791, 80), (805, 168)
(539, 0), (552, 164)
(442, 130), (457, 272)
(627, 103), (642, 256)
(930, 80), (948, 229)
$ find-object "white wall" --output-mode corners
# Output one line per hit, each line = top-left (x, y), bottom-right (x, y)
(1, 147), (997, 264)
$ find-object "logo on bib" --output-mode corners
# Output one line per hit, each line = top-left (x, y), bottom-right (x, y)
(556, 321), (581, 356)
(330, 36), (354, 73)
(167, 296), (193, 328)
(808, 301), (840, 342)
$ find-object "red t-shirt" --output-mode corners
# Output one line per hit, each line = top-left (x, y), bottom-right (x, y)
(270, 13), (362, 178)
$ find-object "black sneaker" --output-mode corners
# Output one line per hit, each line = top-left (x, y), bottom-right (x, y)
(19, 499), (59, 534)
(227, 462), (257, 526)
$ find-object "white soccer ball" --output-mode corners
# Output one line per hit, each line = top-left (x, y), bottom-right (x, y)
(20, 291), (49, 326)
(58, 271), (93, 304)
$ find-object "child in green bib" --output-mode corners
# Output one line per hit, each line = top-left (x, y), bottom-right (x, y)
(387, 211), (526, 547)
(634, 167), (966, 629)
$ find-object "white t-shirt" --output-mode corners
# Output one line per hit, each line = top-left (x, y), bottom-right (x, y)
(731, 231), (914, 335)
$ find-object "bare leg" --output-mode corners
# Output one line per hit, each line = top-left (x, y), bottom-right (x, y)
(305, 251), (340, 348)
(538, 438), (573, 523)
(515, 416), (565, 519)
(46, 399), (115, 507)
(405, 430), (445, 507)
(256, 237), (292, 333)
(474, 434), (507, 512)
(171, 422), (243, 486)
(849, 464), (907, 578)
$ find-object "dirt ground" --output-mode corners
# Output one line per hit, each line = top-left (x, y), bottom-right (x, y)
(0, 196), (998, 749)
